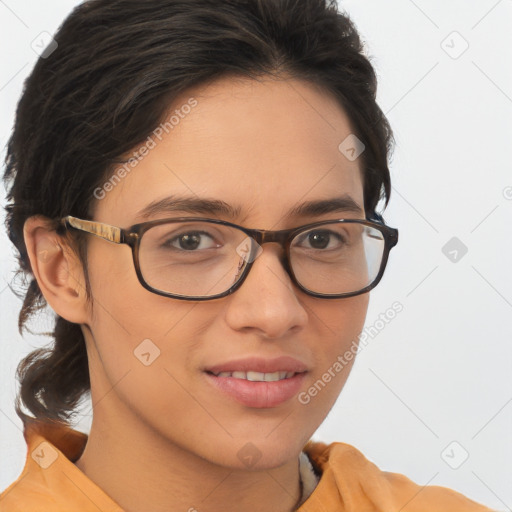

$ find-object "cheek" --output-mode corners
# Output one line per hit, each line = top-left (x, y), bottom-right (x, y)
(310, 293), (369, 356)
(84, 242), (212, 391)
(85, 240), (190, 337)
(301, 293), (369, 403)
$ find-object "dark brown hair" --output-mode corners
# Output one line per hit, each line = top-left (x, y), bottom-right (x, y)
(3, 0), (394, 425)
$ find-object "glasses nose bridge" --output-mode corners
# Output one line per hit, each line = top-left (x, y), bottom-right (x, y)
(244, 228), (293, 280)
(250, 228), (291, 250)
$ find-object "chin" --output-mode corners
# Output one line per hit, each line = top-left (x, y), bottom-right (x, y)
(198, 432), (309, 471)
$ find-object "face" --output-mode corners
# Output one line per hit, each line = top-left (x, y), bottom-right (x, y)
(78, 76), (369, 469)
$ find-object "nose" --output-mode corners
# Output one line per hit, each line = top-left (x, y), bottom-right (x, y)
(224, 243), (308, 338)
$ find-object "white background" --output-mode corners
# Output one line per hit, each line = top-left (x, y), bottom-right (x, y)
(0, 1), (511, 509)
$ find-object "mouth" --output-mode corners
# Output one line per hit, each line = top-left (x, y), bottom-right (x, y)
(203, 356), (309, 408)
(207, 370), (298, 381)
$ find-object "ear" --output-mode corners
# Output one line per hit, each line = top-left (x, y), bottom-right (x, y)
(23, 215), (89, 324)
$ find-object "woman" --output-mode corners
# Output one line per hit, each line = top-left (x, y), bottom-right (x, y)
(0, 0), (494, 510)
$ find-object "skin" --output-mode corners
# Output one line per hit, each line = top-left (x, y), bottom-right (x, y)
(24, 76), (370, 512)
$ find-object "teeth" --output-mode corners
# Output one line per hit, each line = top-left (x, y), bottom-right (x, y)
(214, 371), (296, 381)
(247, 371), (266, 381)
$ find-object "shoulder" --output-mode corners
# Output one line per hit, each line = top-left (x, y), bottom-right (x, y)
(302, 440), (494, 511)
(0, 466), (59, 511)
(0, 421), (122, 512)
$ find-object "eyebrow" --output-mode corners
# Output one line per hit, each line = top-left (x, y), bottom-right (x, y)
(288, 195), (363, 217)
(133, 194), (364, 222)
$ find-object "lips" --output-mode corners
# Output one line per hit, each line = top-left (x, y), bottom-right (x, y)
(204, 356), (309, 408)
(213, 370), (296, 381)
(205, 356), (308, 375)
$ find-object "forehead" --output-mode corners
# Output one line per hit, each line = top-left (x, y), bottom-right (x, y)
(94, 76), (365, 227)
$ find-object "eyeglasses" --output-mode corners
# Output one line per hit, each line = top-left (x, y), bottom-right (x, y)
(60, 215), (398, 301)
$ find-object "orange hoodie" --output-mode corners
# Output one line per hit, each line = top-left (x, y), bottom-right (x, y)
(0, 421), (493, 511)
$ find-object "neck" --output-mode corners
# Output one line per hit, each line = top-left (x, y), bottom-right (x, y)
(75, 402), (303, 512)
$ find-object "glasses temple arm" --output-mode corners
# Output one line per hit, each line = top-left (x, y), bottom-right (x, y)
(61, 215), (123, 244)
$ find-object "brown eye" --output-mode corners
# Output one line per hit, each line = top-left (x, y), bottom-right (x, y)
(296, 229), (346, 250)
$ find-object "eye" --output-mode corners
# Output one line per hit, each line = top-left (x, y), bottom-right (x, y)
(163, 230), (219, 251)
(296, 229), (347, 250)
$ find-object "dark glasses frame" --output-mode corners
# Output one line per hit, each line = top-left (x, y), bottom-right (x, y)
(60, 215), (399, 301)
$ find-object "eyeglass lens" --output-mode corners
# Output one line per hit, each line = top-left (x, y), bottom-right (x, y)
(138, 221), (386, 298)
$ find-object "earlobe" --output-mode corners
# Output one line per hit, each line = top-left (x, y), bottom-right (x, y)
(23, 215), (89, 324)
